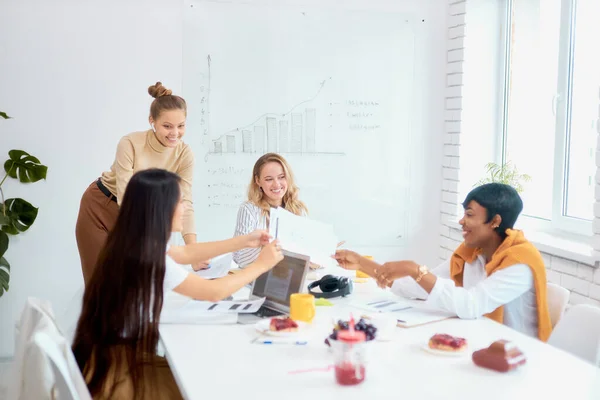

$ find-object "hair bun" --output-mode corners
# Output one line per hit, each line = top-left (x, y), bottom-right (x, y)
(148, 82), (173, 98)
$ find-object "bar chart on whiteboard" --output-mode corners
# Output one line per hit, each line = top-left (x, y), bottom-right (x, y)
(183, 0), (419, 248)
(206, 76), (345, 157)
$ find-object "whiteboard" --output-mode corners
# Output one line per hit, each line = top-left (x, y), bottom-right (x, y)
(183, 0), (419, 248)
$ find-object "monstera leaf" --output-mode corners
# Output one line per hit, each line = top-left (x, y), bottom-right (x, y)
(1, 198), (38, 235)
(0, 232), (8, 295)
(0, 256), (9, 296)
(4, 150), (47, 183)
(0, 231), (7, 258)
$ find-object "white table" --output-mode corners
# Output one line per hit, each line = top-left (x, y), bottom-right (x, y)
(160, 276), (600, 400)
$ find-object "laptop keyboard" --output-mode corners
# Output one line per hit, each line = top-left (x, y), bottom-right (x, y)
(255, 306), (284, 318)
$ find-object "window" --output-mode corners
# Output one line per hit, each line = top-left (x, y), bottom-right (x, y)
(500, 0), (599, 235)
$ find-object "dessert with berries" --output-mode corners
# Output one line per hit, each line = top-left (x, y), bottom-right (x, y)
(269, 317), (298, 332)
(325, 318), (377, 346)
(428, 333), (468, 352)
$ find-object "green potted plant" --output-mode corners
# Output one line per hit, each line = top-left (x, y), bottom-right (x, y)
(0, 112), (48, 297)
(475, 161), (531, 193)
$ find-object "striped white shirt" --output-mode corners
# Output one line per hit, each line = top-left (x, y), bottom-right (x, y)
(233, 201), (268, 268)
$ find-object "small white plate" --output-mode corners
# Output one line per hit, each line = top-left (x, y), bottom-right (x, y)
(421, 343), (469, 357)
(254, 318), (310, 337)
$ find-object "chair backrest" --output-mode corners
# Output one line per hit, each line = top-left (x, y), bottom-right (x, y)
(548, 303), (600, 364)
(9, 297), (91, 400)
(546, 282), (570, 328)
(9, 297), (61, 400)
(32, 332), (92, 400)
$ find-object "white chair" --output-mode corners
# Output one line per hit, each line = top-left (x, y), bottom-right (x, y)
(32, 331), (92, 400)
(547, 282), (570, 328)
(8, 297), (90, 400)
(548, 304), (600, 364)
(9, 297), (59, 400)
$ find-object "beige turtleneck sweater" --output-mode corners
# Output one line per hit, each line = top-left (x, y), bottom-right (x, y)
(100, 130), (196, 236)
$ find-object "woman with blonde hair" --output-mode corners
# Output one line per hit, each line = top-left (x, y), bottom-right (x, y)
(233, 153), (308, 268)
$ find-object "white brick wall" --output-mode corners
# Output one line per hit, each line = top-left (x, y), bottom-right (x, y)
(439, 0), (600, 308)
(440, 0), (465, 260)
(545, 255), (600, 307)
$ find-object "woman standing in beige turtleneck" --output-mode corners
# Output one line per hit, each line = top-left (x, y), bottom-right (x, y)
(75, 82), (206, 285)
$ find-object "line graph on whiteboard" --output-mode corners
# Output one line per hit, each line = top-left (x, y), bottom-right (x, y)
(195, 54), (380, 161)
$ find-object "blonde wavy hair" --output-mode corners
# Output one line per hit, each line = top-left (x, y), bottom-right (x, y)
(248, 153), (308, 222)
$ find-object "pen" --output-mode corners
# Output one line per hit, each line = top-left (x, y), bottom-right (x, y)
(390, 306), (412, 312)
(252, 339), (308, 345)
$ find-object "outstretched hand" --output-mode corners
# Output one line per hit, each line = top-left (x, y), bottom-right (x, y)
(245, 230), (272, 248)
(191, 259), (211, 271)
(333, 249), (362, 271)
(375, 261), (417, 288)
(256, 240), (284, 269)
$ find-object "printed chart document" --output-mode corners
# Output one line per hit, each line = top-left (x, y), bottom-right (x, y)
(194, 253), (233, 279)
(352, 298), (455, 328)
(269, 207), (339, 266)
(161, 293), (265, 324)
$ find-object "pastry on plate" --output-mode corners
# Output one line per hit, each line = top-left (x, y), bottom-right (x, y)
(269, 317), (299, 332)
(428, 333), (468, 352)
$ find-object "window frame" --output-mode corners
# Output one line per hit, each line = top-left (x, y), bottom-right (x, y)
(499, 0), (593, 237)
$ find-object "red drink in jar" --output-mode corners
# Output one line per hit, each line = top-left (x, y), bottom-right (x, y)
(335, 362), (366, 385)
(332, 317), (366, 386)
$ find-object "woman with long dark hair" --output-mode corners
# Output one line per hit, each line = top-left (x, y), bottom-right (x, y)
(72, 168), (283, 399)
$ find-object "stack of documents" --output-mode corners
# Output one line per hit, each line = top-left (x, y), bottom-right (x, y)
(269, 207), (339, 266)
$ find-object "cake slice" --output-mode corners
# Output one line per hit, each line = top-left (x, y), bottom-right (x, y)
(270, 317), (299, 332)
(428, 333), (468, 352)
(472, 340), (527, 372)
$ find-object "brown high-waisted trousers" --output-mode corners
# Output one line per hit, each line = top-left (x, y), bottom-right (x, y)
(75, 180), (119, 285)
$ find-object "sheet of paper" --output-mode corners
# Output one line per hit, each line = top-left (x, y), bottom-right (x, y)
(351, 298), (455, 327)
(187, 296), (266, 313)
(351, 298), (414, 313)
(194, 253), (233, 279)
(269, 206), (339, 266)
(392, 307), (455, 327)
(162, 294), (265, 323)
(161, 309), (239, 324)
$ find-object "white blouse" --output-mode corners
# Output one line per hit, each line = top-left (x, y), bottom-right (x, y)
(391, 256), (540, 338)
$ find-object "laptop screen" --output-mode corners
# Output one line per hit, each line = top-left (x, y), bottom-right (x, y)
(252, 252), (309, 307)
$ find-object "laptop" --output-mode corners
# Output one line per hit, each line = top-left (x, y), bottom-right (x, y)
(237, 250), (310, 324)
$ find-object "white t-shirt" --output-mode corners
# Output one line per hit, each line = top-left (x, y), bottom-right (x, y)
(164, 252), (190, 292)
